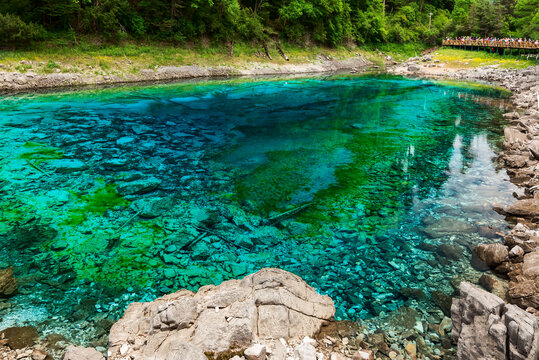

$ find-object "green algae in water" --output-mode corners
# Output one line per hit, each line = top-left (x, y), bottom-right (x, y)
(0, 75), (519, 335)
(79, 184), (128, 213)
(19, 141), (63, 164)
(56, 183), (129, 227)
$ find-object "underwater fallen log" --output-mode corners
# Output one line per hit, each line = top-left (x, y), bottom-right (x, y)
(193, 226), (250, 250)
(27, 161), (51, 178)
(269, 202), (311, 224)
(183, 230), (207, 250)
(118, 210), (142, 231)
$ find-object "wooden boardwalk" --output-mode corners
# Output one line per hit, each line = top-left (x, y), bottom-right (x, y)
(442, 39), (539, 50)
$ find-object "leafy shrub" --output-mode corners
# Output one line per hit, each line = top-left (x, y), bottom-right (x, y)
(0, 13), (46, 46)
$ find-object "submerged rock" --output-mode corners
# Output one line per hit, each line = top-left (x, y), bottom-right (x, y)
(431, 291), (452, 317)
(0, 267), (18, 297)
(116, 136), (135, 147)
(48, 159), (88, 173)
(50, 240), (68, 251)
(478, 274), (508, 301)
(108, 268), (335, 359)
(131, 197), (174, 218)
(117, 177), (161, 195)
(422, 217), (476, 238)
(398, 287), (426, 301)
(0, 326), (38, 349)
(436, 244), (463, 260)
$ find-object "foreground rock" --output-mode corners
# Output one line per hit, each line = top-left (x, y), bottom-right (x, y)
(474, 243), (508, 268)
(108, 268), (335, 359)
(63, 345), (105, 360)
(474, 223), (539, 310)
(0, 327), (39, 350)
(509, 250), (539, 309)
(451, 282), (539, 360)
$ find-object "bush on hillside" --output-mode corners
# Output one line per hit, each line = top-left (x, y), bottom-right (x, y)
(0, 13), (46, 46)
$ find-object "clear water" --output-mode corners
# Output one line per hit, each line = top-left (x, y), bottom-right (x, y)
(0, 75), (517, 343)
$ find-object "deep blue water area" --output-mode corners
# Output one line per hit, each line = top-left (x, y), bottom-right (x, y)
(0, 75), (518, 343)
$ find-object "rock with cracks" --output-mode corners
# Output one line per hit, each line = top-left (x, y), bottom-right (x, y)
(451, 282), (539, 360)
(108, 268), (335, 359)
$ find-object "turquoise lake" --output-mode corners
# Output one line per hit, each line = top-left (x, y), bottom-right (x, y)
(0, 75), (518, 344)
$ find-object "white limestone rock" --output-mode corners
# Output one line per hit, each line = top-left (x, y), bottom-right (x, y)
(244, 344), (266, 360)
(451, 282), (539, 360)
(63, 346), (104, 360)
(108, 268), (335, 359)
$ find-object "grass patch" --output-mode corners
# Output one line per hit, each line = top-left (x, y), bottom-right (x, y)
(43, 60), (60, 73)
(14, 63), (33, 73)
(433, 48), (535, 69)
(0, 36), (388, 76)
(373, 42), (430, 61)
(435, 79), (512, 96)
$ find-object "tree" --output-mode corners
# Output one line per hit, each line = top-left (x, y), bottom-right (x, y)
(512, 0), (539, 37)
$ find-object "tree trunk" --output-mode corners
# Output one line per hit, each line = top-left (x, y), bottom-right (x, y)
(262, 42), (273, 60)
(228, 40), (234, 57)
(276, 42), (289, 61)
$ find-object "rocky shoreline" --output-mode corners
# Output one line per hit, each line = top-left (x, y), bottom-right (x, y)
(391, 58), (539, 358)
(0, 56), (538, 360)
(0, 56), (371, 93)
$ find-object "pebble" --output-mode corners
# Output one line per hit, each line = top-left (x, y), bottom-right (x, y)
(244, 344), (266, 360)
(50, 241), (68, 251)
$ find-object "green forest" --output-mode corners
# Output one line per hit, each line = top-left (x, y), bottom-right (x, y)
(0, 0), (537, 48)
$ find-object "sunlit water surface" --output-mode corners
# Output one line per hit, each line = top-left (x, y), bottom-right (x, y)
(0, 75), (517, 344)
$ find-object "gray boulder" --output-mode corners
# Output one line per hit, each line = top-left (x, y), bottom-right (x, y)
(452, 282), (539, 360)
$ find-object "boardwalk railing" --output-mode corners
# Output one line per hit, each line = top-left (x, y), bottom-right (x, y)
(442, 39), (539, 50)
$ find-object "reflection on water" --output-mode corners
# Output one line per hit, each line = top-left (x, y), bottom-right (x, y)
(0, 75), (518, 344)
